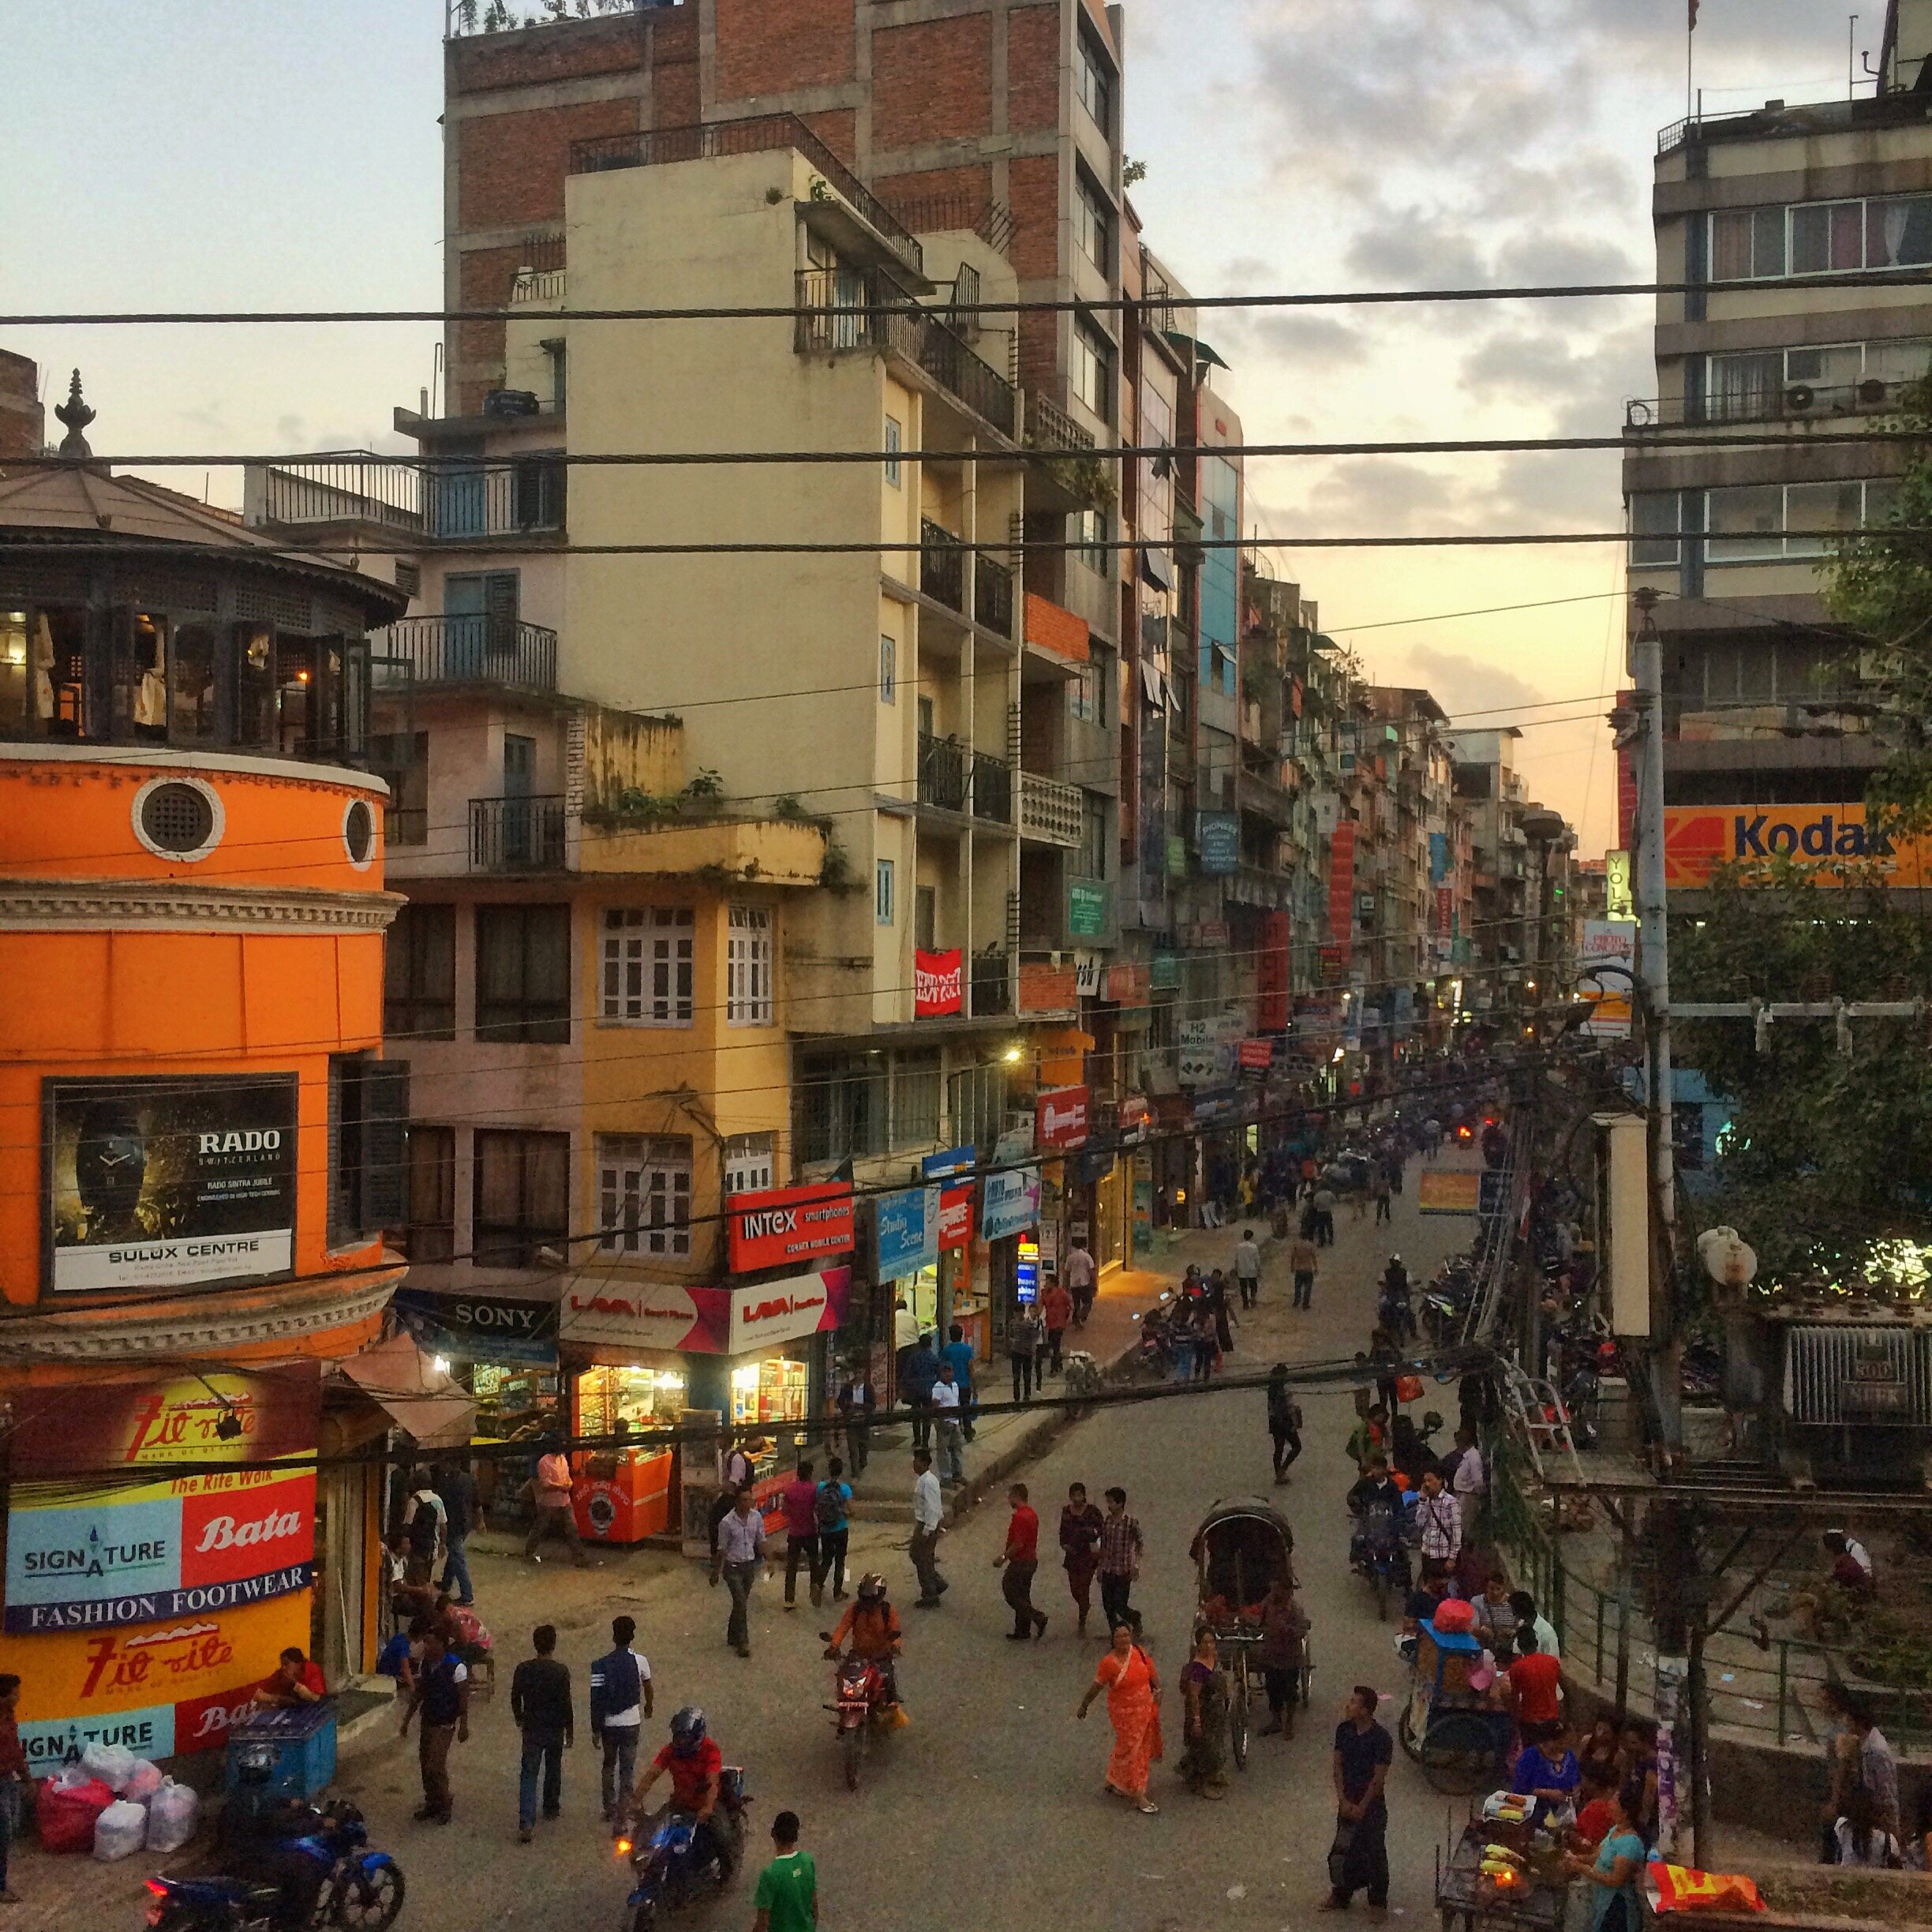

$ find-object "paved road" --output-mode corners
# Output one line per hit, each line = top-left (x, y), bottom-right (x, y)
(333, 1159), (1481, 1932)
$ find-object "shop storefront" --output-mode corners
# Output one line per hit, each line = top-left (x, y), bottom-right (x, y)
(873, 1185), (942, 1406)
(983, 1164), (1042, 1349)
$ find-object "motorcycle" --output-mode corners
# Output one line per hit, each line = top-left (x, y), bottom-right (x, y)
(616, 1774), (748, 1932)
(142, 1802), (403, 1932)
(1348, 1506), (1411, 1621)
(821, 1640), (897, 1791)
(1134, 1303), (1178, 1379)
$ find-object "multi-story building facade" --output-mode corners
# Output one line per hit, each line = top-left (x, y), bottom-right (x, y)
(1623, 0), (1932, 908)
(0, 379), (418, 1759)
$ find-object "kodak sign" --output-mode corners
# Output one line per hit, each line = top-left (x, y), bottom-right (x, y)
(1663, 805), (1932, 890)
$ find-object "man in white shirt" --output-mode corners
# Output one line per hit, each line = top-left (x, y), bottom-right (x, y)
(909, 1448), (947, 1608)
(1062, 1239), (1099, 1326)
(710, 1490), (768, 1659)
(589, 1614), (653, 1820)
(1508, 1590), (1560, 1662)
(1451, 1428), (1486, 1508)
(930, 1363), (965, 1485)
(1232, 1230), (1263, 1310)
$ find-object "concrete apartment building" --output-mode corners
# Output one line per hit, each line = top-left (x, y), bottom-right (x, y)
(1623, 0), (1932, 904)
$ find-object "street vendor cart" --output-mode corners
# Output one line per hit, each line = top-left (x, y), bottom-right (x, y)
(1400, 1618), (1511, 1794)
(1435, 1795), (1572, 1932)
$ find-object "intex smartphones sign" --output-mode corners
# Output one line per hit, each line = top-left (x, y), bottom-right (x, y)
(727, 1183), (855, 1274)
(44, 1074), (298, 1294)
(1663, 805), (1932, 890)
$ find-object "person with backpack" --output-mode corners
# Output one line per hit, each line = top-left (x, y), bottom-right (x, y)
(815, 1457), (852, 1602)
(1266, 1365), (1303, 1484)
(405, 1467), (447, 1579)
(589, 1615), (653, 1822)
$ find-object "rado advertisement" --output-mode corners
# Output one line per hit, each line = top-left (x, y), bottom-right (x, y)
(45, 1075), (299, 1294)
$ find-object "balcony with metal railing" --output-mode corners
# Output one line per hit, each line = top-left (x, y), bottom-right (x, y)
(795, 269), (1017, 436)
(470, 795), (567, 871)
(917, 729), (968, 814)
(970, 949), (1013, 1017)
(974, 552), (1015, 637)
(971, 749), (1012, 825)
(372, 615), (558, 691)
(253, 455), (567, 541)
(1017, 769), (1084, 846)
(571, 115), (922, 278)
(919, 519), (965, 613)
(1625, 378), (1910, 429)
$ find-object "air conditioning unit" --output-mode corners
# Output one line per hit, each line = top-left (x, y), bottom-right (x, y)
(1856, 376), (1890, 409)
(1783, 383), (1825, 416)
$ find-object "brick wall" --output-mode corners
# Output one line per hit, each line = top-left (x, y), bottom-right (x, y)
(1005, 4), (1061, 133)
(871, 14), (993, 149)
(1008, 152), (1061, 280)
(450, 15), (645, 94)
(714, 0), (856, 99)
(0, 350), (41, 463)
(458, 96), (641, 229)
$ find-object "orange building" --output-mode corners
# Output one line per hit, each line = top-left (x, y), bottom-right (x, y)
(0, 380), (424, 1767)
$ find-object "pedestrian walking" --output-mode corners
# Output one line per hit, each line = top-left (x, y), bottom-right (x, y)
(1059, 1483), (1105, 1637)
(930, 1363), (966, 1484)
(1064, 1237), (1099, 1326)
(0, 1675), (26, 1904)
(1324, 1686), (1393, 1911)
(1178, 1629), (1232, 1799)
(400, 1630), (470, 1824)
(1289, 1230), (1319, 1310)
(1267, 1364), (1304, 1483)
(780, 1459), (825, 1612)
(942, 1324), (977, 1441)
(1097, 1486), (1144, 1637)
(909, 1447), (948, 1607)
(1076, 1620), (1163, 1814)
(710, 1487), (768, 1659)
(1009, 1304), (1043, 1402)
(816, 1457), (852, 1601)
(1372, 1164), (1393, 1224)
(589, 1614), (652, 1822)
(995, 1482), (1049, 1640)
(1040, 1277), (1073, 1375)
(1233, 1228), (1263, 1309)
(1256, 1577), (1310, 1739)
(1314, 1183), (1337, 1247)
(1413, 1469), (1462, 1571)
(753, 1809), (818, 1932)
(900, 1331), (939, 1451)
(709, 1441), (758, 1561)
(1192, 1300), (1218, 1384)
(1210, 1272), (1236, 1357)
(524, 1441), (590, 1567)
(835, 1366), (876, 1478)
(510, 1623), (573, 1842)
(436, 1457), (478, 1607)
(404, 1466), (447, 1579)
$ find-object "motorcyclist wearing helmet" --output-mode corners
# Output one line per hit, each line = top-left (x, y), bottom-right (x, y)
(824, 1572), (903, 1705)
(1346, 1453), (1407, 1574)
(631, 1706), (734, 1878)
(218, 1745), (331, 1932)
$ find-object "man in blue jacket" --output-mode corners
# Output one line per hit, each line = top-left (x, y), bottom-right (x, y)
(589, 1615), (653, 1822)
(900, 1332), (940, 1452)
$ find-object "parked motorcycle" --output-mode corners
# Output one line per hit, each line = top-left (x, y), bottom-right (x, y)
(615, 1774), (748, 1932)
(821, 1639), (897, 1791)
(142, 1801), (402, 1932)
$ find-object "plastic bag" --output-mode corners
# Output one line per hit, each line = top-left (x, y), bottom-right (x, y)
(36, 1776), (113, 1854)
(1647, 1863), (1766, 1915)
(92, 1799), (148, 1862)
(1433, 1597), (1477, 1634)
(124, 1758), (163, 1803)
(145, 1777), (200, 1854)
(80, 1740), (136, 1792)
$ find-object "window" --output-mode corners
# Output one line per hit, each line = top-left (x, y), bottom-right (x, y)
(328, 1052), (409, 1249)
(1072, 317), (1112, 417)
(1710, 194), (1932, 283)
(1076, 19), (1114, 135)
(914, 884), (938, 953)
(879, 635), (897, 704)
(727, 904), (774, 1026)
(1080, 792), (1109, 881)
(1706, 339), (1930, 419)
(444, 571), (519, 677)
(385, 901), (456, 1040)
(402, 1124), (455, 1263)
(1074, 507), (1111, 575)
(1071, 655), (1102, 724)
(1704, 478), (1896, 563)
(893, 1048), (942, 1149)
(597, 1134), (692, 1257)
(370, 730), (428, 845)
(601, 907), (694, 1025)
(724, 1132), (776, 1199)
(1075, 170), (1112, 275)
(474, 1129), (570, 1267)
(885, 416), (903, 489)
(1630, 492), (1682, 566)
(475, 903), (571, 1043)
(876, 857), (895, 926)
(798, 1053), (888, 1165)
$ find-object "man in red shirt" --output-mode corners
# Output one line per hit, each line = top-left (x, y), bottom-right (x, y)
(780, 1459), (824, 1612)
(631, 1707), (735, 1878)
(253, 1647), (326, 1708)
(993, 1482), (1048, 1641)
(1506, 1628), (1562, 1730)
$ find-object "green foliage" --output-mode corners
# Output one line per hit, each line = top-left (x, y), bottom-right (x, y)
(1122, 158), (1148, 189)
(682, 768), (724, 804)
(1672, 867), (1932, 1282)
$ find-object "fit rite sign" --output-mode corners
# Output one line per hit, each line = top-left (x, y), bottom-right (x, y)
(1664, 805), (1932, 889)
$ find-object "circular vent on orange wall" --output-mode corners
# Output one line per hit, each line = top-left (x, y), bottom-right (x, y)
(343, 797), (376, 870)
(132, 777), (223, 862)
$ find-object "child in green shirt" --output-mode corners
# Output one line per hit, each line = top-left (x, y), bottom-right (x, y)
(754, 1811), (816, 1932)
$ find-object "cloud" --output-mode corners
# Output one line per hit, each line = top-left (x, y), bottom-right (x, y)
(1219, 308), (1370, 369)
(1341, 207), (1488, 290)
(1405, 645), (1550, 722)
(1254, 457), (1466, 539)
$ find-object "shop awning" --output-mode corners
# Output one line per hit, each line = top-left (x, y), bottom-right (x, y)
(335, 1330), (476, 1450)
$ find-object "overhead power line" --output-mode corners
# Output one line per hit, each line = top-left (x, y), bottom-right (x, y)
(7, 270), (1932, 325)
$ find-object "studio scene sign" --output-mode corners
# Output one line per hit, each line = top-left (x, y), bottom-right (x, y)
(44, 1074), (298, 1294)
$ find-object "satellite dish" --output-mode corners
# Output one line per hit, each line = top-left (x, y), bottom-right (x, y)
(1697, 1226), (1758, 1290)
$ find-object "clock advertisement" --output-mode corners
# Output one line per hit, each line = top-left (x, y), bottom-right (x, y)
(45, 1075), (298, 1295)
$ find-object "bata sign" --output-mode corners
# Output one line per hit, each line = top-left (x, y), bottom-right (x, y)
(728, 1267), (851, 1354)
(1035, 1086), (1090, 1151)
(914, 949), (964, 1017)
(728, 1183), (855, 1274)
(1664, 805), (1932, 890)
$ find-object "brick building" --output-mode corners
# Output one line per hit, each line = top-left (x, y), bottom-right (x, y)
(0, 350), (42, 465)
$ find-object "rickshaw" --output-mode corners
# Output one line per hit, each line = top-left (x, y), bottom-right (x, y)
(1398, 1617), (1511, 1793)
(1188, 1496), (1312, 1769)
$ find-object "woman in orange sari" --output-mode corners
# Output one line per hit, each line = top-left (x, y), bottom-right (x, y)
(1076, 1619), (1163, 1813)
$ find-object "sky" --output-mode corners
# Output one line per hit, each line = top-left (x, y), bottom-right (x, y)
(5, 0), (1871, 848)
